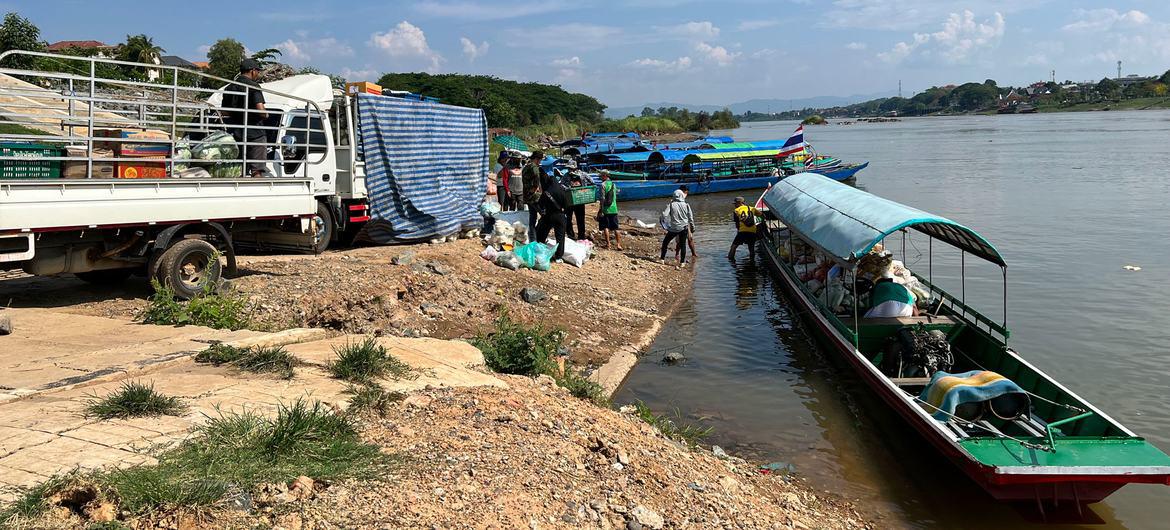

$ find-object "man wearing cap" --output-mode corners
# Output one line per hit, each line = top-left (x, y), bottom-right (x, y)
(521, 151), (545, 230)
(220, 58), (269, 177)
(727, 196), (761, 261)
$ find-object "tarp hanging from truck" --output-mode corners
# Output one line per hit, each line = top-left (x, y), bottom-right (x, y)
(357, 94), (488, 242)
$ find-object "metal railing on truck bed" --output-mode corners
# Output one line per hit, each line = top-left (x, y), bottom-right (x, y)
(0, 51), (329, 181)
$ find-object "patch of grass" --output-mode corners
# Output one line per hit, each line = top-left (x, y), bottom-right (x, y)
(140, 280), (250, 331)
(632, 400), (713, 447)
(83, 381), (188, 420)
(472, 311), (562, 376)
(344, 382), (405, 417)
(328, 337), (414, 384)
(0, 122), (50, 136)
(0, 473), (75, 526)
(473, 311), (609, 406)
(195, 344), (297, 379)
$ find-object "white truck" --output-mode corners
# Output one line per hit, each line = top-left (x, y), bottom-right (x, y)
(0, 51), (374, 298)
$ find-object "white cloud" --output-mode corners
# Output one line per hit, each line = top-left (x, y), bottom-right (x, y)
(658, 21), (720, 40)
(877, 11), (1005, 64)
(845, 42), (867, 50)
(751, 48), (779, 59)
(629, 56), (694, 74)
(340, 67), (378, 82)
(273, 37), (353, 65)
(414, 0), (573, 20)
(827, 0), (1038, 31)
(738, 20), (780, 31)
(460, 37), (489, 62)
(551, 56), (582, 67)
(1063, 9), (1150, 33)
(695, 42), (740, 66)
(196, 44), (212, 57)
(370, 21), (444, 71)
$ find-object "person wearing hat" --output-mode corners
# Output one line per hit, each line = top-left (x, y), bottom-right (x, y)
(521, 150), (545, 230)
(727, 196), (761, 261)
(564, 163), (589, 240)
(220, 58), (269, 177)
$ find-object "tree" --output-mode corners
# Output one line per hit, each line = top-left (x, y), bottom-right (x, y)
(116, 34), (164, 80)
(1160, 69), (1170, 86)
(1096, 77), (1120, 100)
(0, 12), (45, 69)
(206, 38), (245, 81)
(983, 78), (997, 87)
(640, 106), (654, 117)
(250, 47), (282, 67)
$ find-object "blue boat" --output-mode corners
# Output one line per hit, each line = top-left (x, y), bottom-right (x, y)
(610, 174), (782, 202)
(813, 162), (869, 182)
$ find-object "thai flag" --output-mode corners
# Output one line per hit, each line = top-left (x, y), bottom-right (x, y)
(775, 125), (806, 158)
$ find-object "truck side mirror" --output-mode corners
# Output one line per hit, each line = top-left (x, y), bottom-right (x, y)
(281, 135), (297, 158)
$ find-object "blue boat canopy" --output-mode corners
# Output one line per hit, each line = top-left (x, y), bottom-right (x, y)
(761, 173), (1005, 267)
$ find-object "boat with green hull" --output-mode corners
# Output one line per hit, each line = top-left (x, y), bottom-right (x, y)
(755, 173), (1170, 511)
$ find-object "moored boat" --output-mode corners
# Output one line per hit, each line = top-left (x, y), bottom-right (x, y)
(755, 173), (1170, 510)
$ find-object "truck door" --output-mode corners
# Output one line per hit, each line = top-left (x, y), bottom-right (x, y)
(278, 110), (336, 195)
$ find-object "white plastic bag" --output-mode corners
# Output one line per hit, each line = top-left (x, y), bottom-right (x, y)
(488, 220), (515, 247)
(513, 221), (530, 246)
(480, 245), (499, 262)
(562, 239), (589, 268)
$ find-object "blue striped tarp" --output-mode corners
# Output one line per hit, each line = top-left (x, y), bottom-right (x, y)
(357, 94), (488, 242)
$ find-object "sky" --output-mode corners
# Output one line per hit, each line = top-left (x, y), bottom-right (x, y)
(10, 0), (1170, 108)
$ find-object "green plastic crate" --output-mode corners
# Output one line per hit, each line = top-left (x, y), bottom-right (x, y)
(569, 185), (598, 206)
(0, 143), (64, 179)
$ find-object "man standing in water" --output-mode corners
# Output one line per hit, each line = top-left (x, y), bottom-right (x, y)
(728, 196), (761, 260)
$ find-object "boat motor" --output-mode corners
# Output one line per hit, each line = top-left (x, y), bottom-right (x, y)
(882, 325), (954, 378)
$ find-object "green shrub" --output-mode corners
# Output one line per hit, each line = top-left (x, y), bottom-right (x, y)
(83, 381), (188, 420)
(473, 312), (561, 376)
(140, 280), (249, 330)
(345, 382), (405, 417)
(195, 344), (297, 379)
(631, 400), (712, 447)
(329, 337), (414, 384)
(556, 369), (609, 407)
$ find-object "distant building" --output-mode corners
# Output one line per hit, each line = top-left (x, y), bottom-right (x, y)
(1115, 74), (1154, 87)
(45, 40), (115, 58)
(159, 55), (197, 69)
(191, 61), (209, 70)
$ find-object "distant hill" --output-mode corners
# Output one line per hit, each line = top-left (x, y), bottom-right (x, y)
(606, 91), (896, 118)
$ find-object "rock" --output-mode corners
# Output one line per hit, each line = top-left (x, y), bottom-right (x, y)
(687, 482), (706, 492)
(392, 251), (416, 265)
(718, 475), (742, 494)
(403, 395), (434, 409)
(0, 315), (11, 335)
(618, 404), (637, 415)
(712, 445), (728, 459)
(427, 262), (452, 275)
(626, 521), (642, 530)
(433, 487), (446, 497)
(617, 449), (630, 465)
(520, 287), (548, 304)
(628, 505), (664, 530)
(289, 476), (315, 500)
(420, 303), (445, 317)
(535, 374), (556, 386)
(662, 351), (684, 364)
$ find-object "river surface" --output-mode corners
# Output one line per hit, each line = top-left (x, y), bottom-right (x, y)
(612, 112), (1170, 528)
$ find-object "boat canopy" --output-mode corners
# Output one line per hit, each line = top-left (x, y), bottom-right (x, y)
(761, 173), (1005, 267)
(704, 139), (791, 150)
(683, 149), (784, 162)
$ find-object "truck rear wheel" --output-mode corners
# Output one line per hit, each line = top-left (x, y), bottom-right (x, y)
(155, 238), (221, 299)
(312, 202), (334, 254)
(75, 268), (134, 285)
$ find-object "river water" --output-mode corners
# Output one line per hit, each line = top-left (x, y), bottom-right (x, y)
(612, 113), (1170, 528)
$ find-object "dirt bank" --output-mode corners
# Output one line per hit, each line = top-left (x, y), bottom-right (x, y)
(3, 218), (692, 375)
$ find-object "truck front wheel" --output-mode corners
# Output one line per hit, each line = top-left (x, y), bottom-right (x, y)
(155, 238), (221, 299)
(312, 202), (334, 254)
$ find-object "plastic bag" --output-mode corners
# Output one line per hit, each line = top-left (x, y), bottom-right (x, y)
(514, 242), (554, 271)
(494, 251), (522, 270)
(487, 220), (515, 247)
(512, 221), (530, 246)
(562, 239), (589, 268)
(173, 138), (192, 172)
(479, 201), (501, 217)
(192, 131), (239, 161)
(480, 245), (499, 262)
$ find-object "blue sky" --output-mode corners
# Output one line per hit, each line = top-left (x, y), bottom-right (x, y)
(11, 1), (1170, 107)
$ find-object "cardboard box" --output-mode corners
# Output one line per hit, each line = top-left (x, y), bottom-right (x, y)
(346, 82), (382, 96)
(63, 146), (115, 179)
(117, 161), (168, 179)
(94, 128), (171, 157)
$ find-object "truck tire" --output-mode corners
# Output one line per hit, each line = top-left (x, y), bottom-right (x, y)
(75, 268), (134, 285)
(155, 238), (221, 299)
(312, 202), (334, 254)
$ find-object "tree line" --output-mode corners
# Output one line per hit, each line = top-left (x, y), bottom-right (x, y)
(740, 72), (1170, 121)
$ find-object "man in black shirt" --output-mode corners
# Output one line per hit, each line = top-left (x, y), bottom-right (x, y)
(220, 58), (269, 177)
(535, 169), (569, 261)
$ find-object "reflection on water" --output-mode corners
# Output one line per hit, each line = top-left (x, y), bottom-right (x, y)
(614, 112), (1170, 528)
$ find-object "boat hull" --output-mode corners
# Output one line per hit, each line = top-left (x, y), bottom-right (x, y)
(613, 174), (780, 202)
(757, 235), (1169, 504)
(814, 161), (868, 181)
